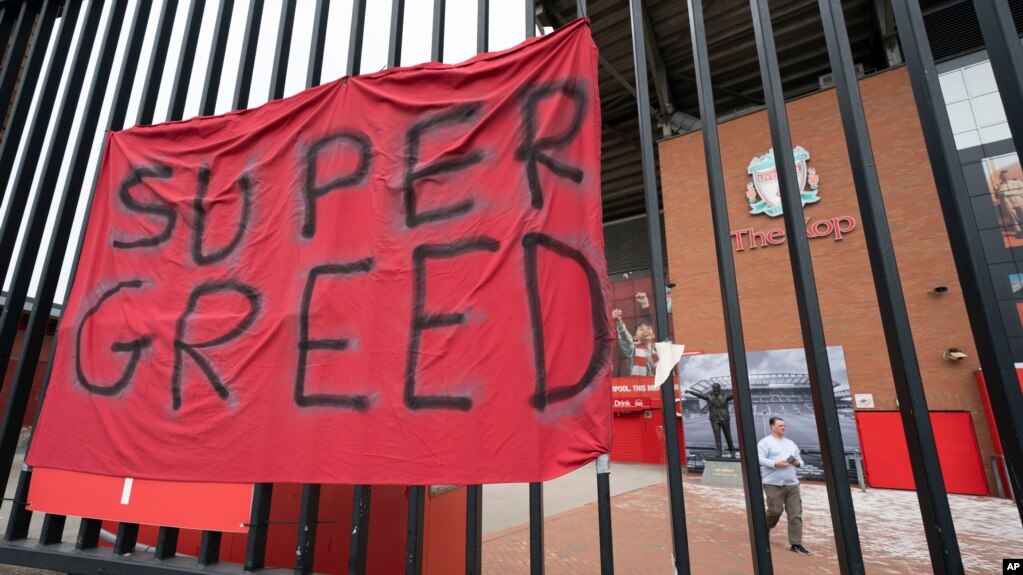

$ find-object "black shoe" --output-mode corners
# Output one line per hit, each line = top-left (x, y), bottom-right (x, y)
(790, 545), (811, 556)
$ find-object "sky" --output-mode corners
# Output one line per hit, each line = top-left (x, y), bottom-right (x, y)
(1, 0), (545, 306)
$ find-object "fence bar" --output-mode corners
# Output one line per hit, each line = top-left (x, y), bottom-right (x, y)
(748, 0), (864, 571)
(114, 523), (140, 555)
(346, 0), (366, 76)
(3, 467), (30, 540)
(627, 0), (691, 571)
(971, 0), (1023, 517)
(199, 0), (234, 115)
(198, 531), (222, 565)
(0, 0), (90, 291)
(0, 0), (61, 191)
(76, 519), (101, 550)
(268, 0), (296, 101)
(595, 455), (614, 575)
(465, 485), (483, 575)
(686, 1), (773, 572)
(431, 0), (445, 62)
(526, 0), (534, 37)
(0, 7), (10, 61)
(405, 485), (425, 575)
(232, 0), (263, 110)
(973, 0), (1023, 165)
(0, 1), (37, 121)
(155, 527), (180, 560)
(137, 0), (179, 125)
(244, 483), (273, 570)
(294, 484), (321, 575)
(348, 484), (372, 575)
(529, 482), (544, 575)
(891, 0), (1023, 521)
(476, 0), (487, 53)
(109, 0), (155, 128)
(38, 514), (66, 545)
(0, 0), (132, 513)
(818, 0), (964, 570)
(168, 0), (207, 120)
(387, 0), (405, 68)
(307, 0), (329, 86)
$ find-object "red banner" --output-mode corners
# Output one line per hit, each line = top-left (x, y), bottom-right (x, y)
(28, 19), (611, 485)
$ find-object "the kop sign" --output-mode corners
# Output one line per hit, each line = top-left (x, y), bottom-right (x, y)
(732, 146), (857, 252)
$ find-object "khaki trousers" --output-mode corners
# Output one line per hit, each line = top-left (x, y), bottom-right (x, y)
(764, 483), (802, 546)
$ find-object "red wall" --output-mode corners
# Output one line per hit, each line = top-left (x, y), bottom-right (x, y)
(855, 411), (989, 496)
(660, 66), (997, 492)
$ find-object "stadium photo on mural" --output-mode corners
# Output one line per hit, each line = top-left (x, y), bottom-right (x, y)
(678, 347), (858, 481)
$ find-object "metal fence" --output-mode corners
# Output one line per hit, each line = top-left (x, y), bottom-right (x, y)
(0, 0), (1020, 573)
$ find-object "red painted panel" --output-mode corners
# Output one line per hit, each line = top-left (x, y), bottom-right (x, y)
(856, 411), (989, 496)
(29, 468), (251, 532)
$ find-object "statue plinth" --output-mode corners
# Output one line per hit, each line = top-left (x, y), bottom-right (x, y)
(701, 457), (744, 488)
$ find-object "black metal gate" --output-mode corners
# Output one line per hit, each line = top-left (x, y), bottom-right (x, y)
(0, 0), (1020, 573)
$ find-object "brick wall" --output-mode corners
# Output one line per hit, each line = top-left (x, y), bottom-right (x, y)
(659, 66), (999, 491)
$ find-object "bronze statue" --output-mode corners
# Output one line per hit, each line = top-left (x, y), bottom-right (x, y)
(685, 383), (736, 458)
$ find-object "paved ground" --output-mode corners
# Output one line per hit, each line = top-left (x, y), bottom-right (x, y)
(0, 455), (1018, 573)
(483, 466), (1023, 574)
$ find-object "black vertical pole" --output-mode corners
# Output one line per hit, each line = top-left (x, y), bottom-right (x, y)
(818, 0), (964, 571)
(1, 0), (153, 539)
(38, 513), (66, 545)
(476, 0), (487, 53)
(167, 0), (207, 121)
(973, 0), (1023, 162)
(244, 483), (273, 570)
(891, 0), (1023, 521)
(268, 0), (296, 101)
(405, 485), (425, 575)
(686, 0), (773, 572)
(294, 484), (321, 575)
(347, 0), (366, 76)
(387, 0), (405, 68)
(0, 7), (11, 61)
(232, 0), (263, 110)
(114, 523), (140, 555)
(109, 0), (156, 128)
(465, 485), (482, 575)
(307, 0), (329, 86)
(748, 0), (864, 572)
(627, 1), (691, 572)
(431, 0), (444, 62)
(0, 1), (38, 120)
(525, 0), (534, 37)
(348, 484), (372, 575)
(2, 466), (30, 540)
(595, 454), (614, 575)
(137, 0), (180, 125)
(76, 519), (101, 550)
(0, 0), (61, 189)
(199, 0), (234, 116)
(198, 531), (222, 565)
(0, 0), (85, 287)
(155, 527), (180, 559)
(529, 482), (544, 575)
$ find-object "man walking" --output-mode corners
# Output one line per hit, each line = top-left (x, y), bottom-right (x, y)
(758, 416), (810, 555)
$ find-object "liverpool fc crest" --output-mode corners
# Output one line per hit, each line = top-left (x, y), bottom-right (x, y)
(745, 146), (820, 217)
